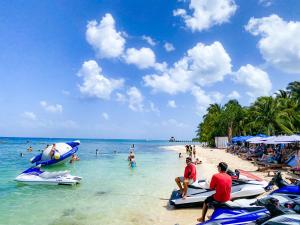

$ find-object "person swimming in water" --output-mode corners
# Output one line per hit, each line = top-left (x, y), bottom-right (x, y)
(69, 154), (80, 163)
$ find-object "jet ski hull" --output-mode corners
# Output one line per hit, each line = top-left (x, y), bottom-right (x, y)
(15, 174), (81, 185)
(170, 179), (267, 208)
(15, 167), (82, 186)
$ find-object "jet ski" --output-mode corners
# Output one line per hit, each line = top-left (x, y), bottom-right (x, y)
(30, 140), (80, 166)
(265, 171), (300, 201)
(199, 196), (300, 225)
(15, 167), (82, 185)
(169, 169), (268, 208)
(198, 172), (300, 225)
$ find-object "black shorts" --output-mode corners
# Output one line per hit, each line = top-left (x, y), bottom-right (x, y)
(204, 195), (216, 204)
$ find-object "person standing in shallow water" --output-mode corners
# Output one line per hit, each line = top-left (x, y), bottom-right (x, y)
(193, 145), (196, 158)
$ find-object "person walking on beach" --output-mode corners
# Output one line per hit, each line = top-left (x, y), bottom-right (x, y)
(175, 157), (197, 199)
(197, 162), (232, 222)
(193, 145), (196, 158)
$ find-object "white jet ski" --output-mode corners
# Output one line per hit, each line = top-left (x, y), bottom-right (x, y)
(15, 167), (82, 185)
(170, 169), (268, 208)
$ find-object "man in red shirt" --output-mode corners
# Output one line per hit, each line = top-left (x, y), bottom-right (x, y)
(197, 162), (232, 222)
(175, 157), (197, 198)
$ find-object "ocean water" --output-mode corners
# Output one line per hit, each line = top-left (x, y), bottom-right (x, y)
(0, 138), (187, 225)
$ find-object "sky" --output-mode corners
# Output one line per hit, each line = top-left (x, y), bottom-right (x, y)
(0, 0), (300, 140)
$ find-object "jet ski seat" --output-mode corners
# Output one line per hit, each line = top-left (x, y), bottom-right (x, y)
(39, 171), (70, 179)
(188, 179), (210, 189)
(211, 200), (265, 211)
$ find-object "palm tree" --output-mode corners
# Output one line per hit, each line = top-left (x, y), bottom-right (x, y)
(275, 89), (290, 99)
(249, 97), (279, 135)
(220, 100), (243, 141)
(287, 81), (300, 99)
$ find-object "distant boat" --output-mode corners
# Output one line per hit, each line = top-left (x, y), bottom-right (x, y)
(169, 137), (176, 142)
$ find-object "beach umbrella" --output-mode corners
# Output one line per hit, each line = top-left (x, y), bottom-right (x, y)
(256, 134), (268, 137)
(231, 136), (240, 143)
(246, 137), (265, 143)
(274, 135), (300, 143)
(261, 136), (278, 144)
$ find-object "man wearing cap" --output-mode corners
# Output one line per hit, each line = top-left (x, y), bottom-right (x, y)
(197, 162), (232, 222)
(175, 157), (197, 199)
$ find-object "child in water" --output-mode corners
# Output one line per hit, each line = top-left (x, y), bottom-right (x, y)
(69, 154), (80, 163)
(128, 154), (136, 167)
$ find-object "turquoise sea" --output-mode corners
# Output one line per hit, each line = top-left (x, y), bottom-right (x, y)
(0, 137), (187, 225)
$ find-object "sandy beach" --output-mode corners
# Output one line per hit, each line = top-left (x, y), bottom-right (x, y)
(159, 144), (278, 225)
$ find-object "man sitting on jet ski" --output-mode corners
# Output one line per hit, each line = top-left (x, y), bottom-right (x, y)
(175, 157), (197, 199)
(197, 162), (232, 223)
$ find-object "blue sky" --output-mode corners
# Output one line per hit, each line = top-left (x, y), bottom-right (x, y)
(0, 0), (300, 139)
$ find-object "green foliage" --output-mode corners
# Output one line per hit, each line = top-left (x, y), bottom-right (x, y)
(196, 81), (300, 146)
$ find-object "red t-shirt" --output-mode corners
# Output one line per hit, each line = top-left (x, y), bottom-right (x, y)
(184, 163), (197, 182)
(210, 172), (232, 202)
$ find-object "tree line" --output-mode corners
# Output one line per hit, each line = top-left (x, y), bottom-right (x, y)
(194, 81), (300, 147)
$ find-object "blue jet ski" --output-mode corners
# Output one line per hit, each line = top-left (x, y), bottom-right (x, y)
(198, 172), (300, 225)
(199, 196), (300, 225)
(265, 171), (300, 201)
(30, 140), (80, 166)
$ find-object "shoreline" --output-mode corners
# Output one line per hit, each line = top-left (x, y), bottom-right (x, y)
(161, 145), (277, 181)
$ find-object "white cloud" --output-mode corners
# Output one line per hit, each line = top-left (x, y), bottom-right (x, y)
(259, 0), (274, 7)
(77, 60), (124, 100)
(233, 64), (272, 98)
(127, 87), (144, 112)
(124, 47), (156, 69)
(210, 91), (224, 103)
(86, 13), (125, 58)
(162, 119), (187, 128)
(116, 92), (126, 102)
(142, 35), (156, 46)
(245, 14), (300, 73)
(167, 100), (177, 108)
(149, 101), (160, 114)
(40, 101), (63, 113)
(192, 86), (223, 113)
(22, 111), (37, 120)
(174, 0), (237, 32)
(227, 90), (240, 99)
(173, 8), (187, 17)
(153, 62), (168, 72)
(164, 42), (175, 52)
(143, 41), (232, 94)
(102, 112), (109, 120)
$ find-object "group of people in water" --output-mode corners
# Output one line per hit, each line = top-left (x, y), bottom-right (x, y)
(176, 148), (231, 222)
